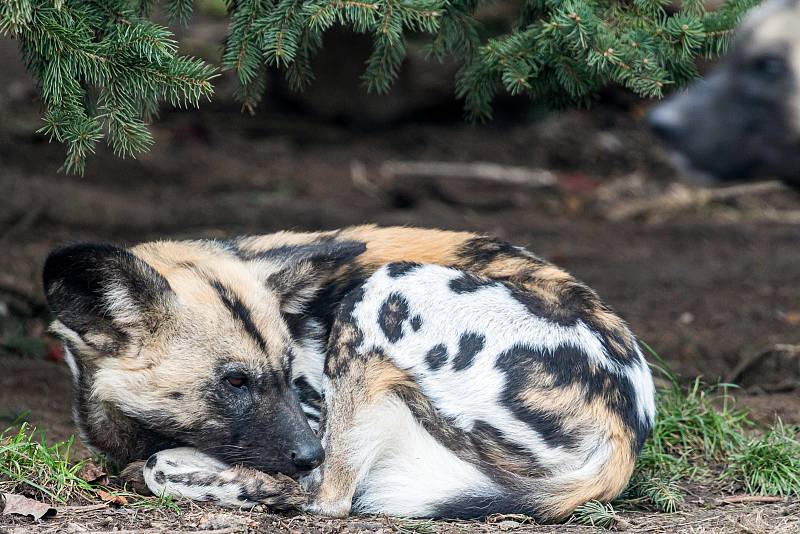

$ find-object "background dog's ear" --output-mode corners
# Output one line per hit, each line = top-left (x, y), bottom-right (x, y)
(43, 243), (173, 349)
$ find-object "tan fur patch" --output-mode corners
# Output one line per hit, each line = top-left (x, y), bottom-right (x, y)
(540, 397), (636, 520)
(340, 225), (476, 269)
(363, 359), (417, 401)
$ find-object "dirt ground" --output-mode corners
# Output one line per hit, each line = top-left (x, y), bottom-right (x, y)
(1, 17), (799, 534)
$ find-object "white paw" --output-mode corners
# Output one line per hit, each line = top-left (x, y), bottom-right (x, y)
(304, 499), (352, 518)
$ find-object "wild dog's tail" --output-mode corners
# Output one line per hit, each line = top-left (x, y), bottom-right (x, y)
(432, 436), (636, 522)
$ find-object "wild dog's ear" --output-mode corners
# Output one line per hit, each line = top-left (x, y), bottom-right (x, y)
(248, 238), (366, 314)
(265, 260), (327, 315)
(43, 243), (173, 350)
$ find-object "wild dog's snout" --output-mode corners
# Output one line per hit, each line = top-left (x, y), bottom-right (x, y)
(238, 391), (323, 476)
(277, 393), (324, 473)
(289, 438), (324, 471)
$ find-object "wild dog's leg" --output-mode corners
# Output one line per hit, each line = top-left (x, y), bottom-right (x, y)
(142, 447), (305, 510)
(301, 340), (382, 515)
(302, 282), (413, 517)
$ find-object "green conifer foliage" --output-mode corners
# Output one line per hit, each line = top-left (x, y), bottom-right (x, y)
(1, 0), (760, 172)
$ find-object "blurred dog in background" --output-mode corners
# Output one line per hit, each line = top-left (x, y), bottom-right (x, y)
(649, 0), (800, 190)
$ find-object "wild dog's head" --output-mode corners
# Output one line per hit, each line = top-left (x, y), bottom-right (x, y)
(648, 0), (800, 188)
(43, 240), (326, 475)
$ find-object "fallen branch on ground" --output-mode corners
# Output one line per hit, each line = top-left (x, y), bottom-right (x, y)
(726, 344), (800, 385)
(378, 161), (557, 188)
(604, 181), (787, 221)
(715, 495), (787, 505)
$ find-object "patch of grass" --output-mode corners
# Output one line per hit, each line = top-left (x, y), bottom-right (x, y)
(648, 378), (750, 466)
(642, 343), (750, 473)
(620, 345), (798, 517)
(622, 473), (683, 513)
(0, 422), (94, 503)
(722, 420), (800, 497)
(0, 423), (181, 511)
(573, 500), (620, 528)
(127, 490), (183, 513)
(621, 375), (750, 512)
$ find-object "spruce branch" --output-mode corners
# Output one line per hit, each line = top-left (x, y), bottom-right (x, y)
(1, 0), (762, 173)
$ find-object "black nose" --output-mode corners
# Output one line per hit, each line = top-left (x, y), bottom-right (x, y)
(290, 441), (325, 471)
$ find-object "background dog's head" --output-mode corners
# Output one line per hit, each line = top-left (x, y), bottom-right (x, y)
(648, 0), (800, 188)
(43, 241), (324, 475)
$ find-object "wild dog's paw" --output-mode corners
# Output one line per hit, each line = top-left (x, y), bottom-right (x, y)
(119, 460), (152, 495)
(142, 447), (306, 510)
(303, 498), (352, 518)
(299, 464), (351, 516)
(223, 467), (307, 511)
(143, 447), (240, 506)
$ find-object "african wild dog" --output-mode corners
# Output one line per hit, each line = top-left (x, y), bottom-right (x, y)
(649, 0), (800, 189)
(43, 225), (656, 521)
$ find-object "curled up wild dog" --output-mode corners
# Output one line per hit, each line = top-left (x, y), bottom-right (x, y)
(43, 225), (656, 521)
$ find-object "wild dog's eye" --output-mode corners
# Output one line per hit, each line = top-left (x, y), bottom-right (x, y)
(749, 54), (785, 78)
(224, 373), (247, 388)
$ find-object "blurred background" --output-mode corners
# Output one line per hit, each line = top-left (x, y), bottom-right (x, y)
(1, 5), (798, 449)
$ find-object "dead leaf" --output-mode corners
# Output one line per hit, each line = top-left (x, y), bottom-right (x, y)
(45, 342), (65, 363)
(78, 462), (107, 484)
(1, 493), (56, 520)
(119, 460), (151, 495)
(780, 311), (800, 325)
(96, 490), (128, 506)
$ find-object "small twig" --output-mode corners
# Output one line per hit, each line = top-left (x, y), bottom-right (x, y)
(56, 503), (108, 513)
(757, 378), (800, 393)
(757, 209), (800, 224)
(485, 513), (535, 524)
(350, 159), (382, 199)
(634, 514), (721, 533)
(605, 180), (786, 221)
(379, 160), (557, 188)
(715, 495), (787, 505)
